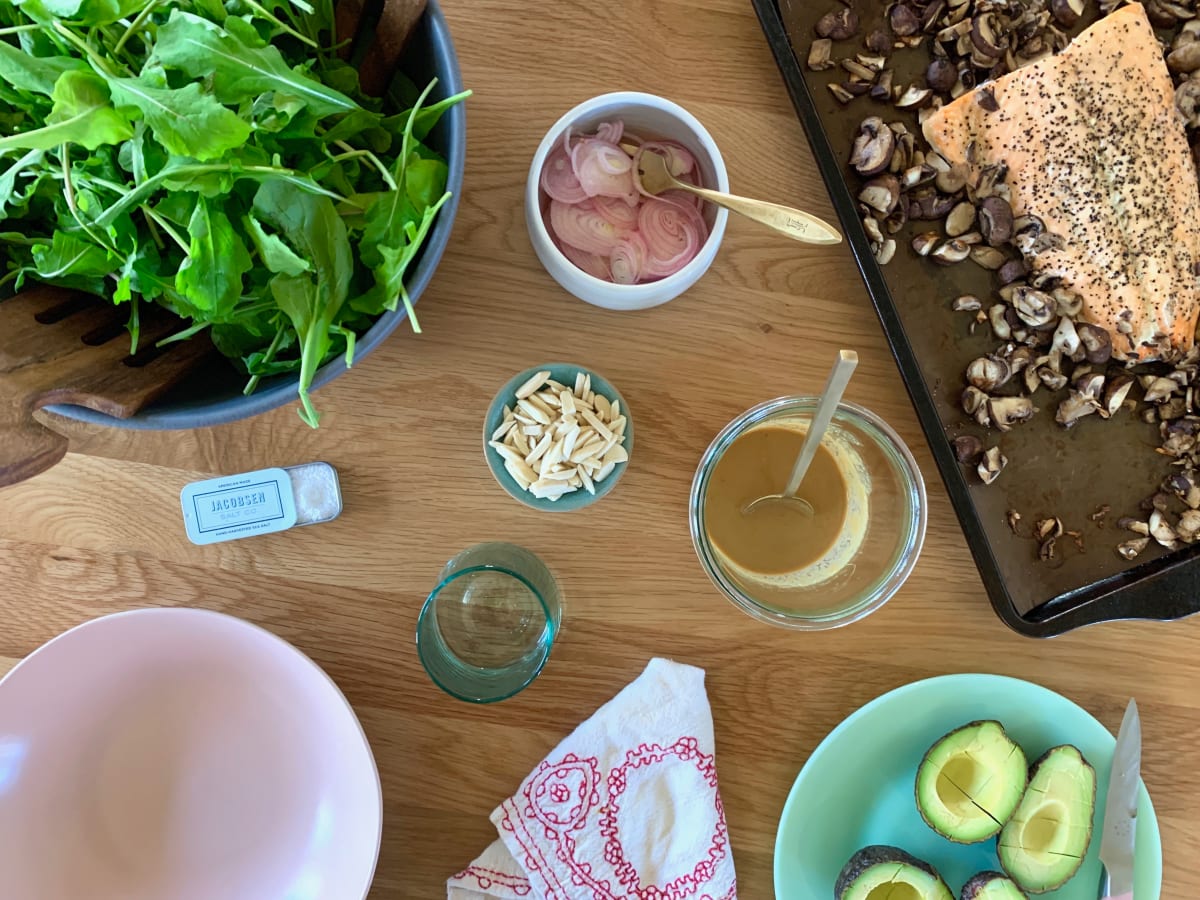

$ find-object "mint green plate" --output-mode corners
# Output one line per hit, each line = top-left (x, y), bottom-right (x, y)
(774, 674), (1161, 900)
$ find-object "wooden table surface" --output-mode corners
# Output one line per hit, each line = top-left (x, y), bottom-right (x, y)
(1, 0), (1197, 897)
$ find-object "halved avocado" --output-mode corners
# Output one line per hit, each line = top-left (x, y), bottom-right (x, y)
(835, 845), (954, 900)
(915, 720), (1028, 843)
(960, 871), (1028, 900)
(998, 745), (1097, 894)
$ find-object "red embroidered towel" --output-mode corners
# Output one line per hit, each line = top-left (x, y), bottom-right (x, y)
(447, 658), (737, 900)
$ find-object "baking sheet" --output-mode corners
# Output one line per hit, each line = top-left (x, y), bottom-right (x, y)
(754, 0), (1200, 635)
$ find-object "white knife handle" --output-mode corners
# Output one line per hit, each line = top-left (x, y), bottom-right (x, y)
(1104, 892), (1133, 900)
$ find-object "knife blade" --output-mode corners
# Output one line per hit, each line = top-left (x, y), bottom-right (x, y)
(1099, 698), (1141, 899)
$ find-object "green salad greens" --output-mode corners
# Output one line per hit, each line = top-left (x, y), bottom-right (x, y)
(0, 0), (468, 425)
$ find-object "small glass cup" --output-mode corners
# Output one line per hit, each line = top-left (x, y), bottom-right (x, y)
(416, 543), (562, 703)
(690, 397), (927, 629)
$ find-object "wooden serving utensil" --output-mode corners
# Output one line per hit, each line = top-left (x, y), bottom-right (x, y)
(0, 285), (214, 488)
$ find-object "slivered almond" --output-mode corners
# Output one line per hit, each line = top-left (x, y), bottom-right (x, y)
(517, 398), (552, 425)
(521, 424), (543, 436)
(537, 390), (561, 408)
(562, 423), (582, 459)
(594, 394), (611, 421)
(583, 373), (591, 397)
(512, 429), (531, 455)
(571, 437), (606, 463)
(542, 468), (577, 482)
(579, 468), (595, 494)
(560, 390), (577, 415)
(514, 412), (538, 427)
(581, 409), (614, 441)
(505, 457), (537, 488)
(609, 416), (627, 436)
(526, 394), (555, 417)
(611, 399), (620, 419)
(603, 444), (629, 465)
(530, 481), (571, 500)
(574, 372), (586, 396)
(526, 432), (553, 464)
(584, 390), (595, 406)
(595, 460), (616, 482)
(515, 370), (551, 399)
(489, 441), (524, 464)
(546, 379), (568, 393)
(491, 419), (516, 441)
(542, 438), (565, 470)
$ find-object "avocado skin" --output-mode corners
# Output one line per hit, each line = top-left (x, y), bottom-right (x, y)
(834, 845), (944, 899)
(960, 871), (1029, 900)
(915, 719), (1028, 843)
(997, 745), (1097, 894)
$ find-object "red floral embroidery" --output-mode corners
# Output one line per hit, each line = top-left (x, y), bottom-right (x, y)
(455, 865), (534, 896)
(493, 737), (734, 900)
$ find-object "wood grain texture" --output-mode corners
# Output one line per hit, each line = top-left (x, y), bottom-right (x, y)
(0, 0), (1197, 897)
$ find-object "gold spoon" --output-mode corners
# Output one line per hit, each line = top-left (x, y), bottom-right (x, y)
(624, 144), (843, 245)
(743, 350), (859, 516)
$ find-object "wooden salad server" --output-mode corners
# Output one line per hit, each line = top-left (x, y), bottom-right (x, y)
(0, 286), (213, 488)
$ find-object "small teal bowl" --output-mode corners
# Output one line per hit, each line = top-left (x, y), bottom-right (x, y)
(483, 363), (633, 512)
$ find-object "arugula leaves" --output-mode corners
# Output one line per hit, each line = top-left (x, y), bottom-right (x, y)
(0, 0), (467, 425)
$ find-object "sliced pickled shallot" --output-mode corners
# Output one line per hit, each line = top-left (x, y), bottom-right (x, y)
(541, 142), (588, 204)
(549, 199), (632, 256)
(554, 236), (611, 281)
(572, 138), (637, 202)
(593, 195), (640, 230)
(639, 197), (706, 278)
(610, 233), (649, 284)
(540, 119), (710, 284)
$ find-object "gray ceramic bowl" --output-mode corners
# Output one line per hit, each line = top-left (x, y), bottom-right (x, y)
(46, 0), (465, 430)
(483, 363), (633, 512)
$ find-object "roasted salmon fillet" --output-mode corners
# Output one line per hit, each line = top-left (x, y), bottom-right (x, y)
(923, 3), (1200, 362)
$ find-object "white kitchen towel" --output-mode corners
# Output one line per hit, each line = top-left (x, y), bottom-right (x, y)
(447, 658), (736, 900)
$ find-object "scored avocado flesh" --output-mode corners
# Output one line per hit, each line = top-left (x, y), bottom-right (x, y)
(960, 871), (1028, 900)
(998, 746), (1096, 894)
(916, 721), (1028, 843)
(836, 846), (955, 900)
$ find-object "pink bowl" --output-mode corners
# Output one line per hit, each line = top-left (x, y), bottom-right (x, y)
(0, 608), (382, 900)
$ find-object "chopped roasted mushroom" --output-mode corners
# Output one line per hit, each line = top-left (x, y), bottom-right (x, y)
(828, 83), (856, 104)
(988, 304), (1012, 340)
(849, 117), (895, 175)
(1101, 374), (1135, 418)
(1076, 372), (1106, 402)
(871, 69), (896, 101)
(1067, 529), (1085, 553)
(1178, 509), (1200, 541)
(952, 294), (982, 312)
(866, 28), (894, 54)
(890, 3), (921, 37)
(997, 259), (1027, 285)
(1149, 510), (1180, 549)
(1056, 389), (1101, 428)
(934, 164), (968, 194)
(807, 39), (834, 71)
(1117, 537), (1150, 560)
(816, 7), (859, 40)
(970, 246), (1007, 269)
(895, 85), (934, 109)
(1076, 322), (1113, 364)
(1168, 41), (1200, 73)
(953, 434), (984, 463)
(1143, 376), (1178, 404)
(961, 385), (988, 416)
(1051, 0), (1085, 27)
(911, 232), (940, 256)
(931, 238), (971, 264)
(858, 175), (901, 214)
(1035, 517), (1064, 541)
(1011, 286), (1056, 326)
(927, 58), (957, 92)
(945, 201), (976, 236)
(862, 214), (885, 244)
(1119, 516), (1151, 536)
(966, 356), (1011, 391)
(977, 445), (1006, 484)
(873, 238), (897, 265)
(1089, 504), (1111, 526)
(977, 196), (1014, 246)
(1176, 77), (1200, 127)
(1051, 317), (1082, 359)
(988, 395), (1035, 431)
(841, 58), (878, 82)
(1006, 509), (1022, 534)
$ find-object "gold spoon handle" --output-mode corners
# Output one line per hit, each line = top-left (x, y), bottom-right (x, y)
(783, 350), (859, 498)
(674, 183), (842, 245)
